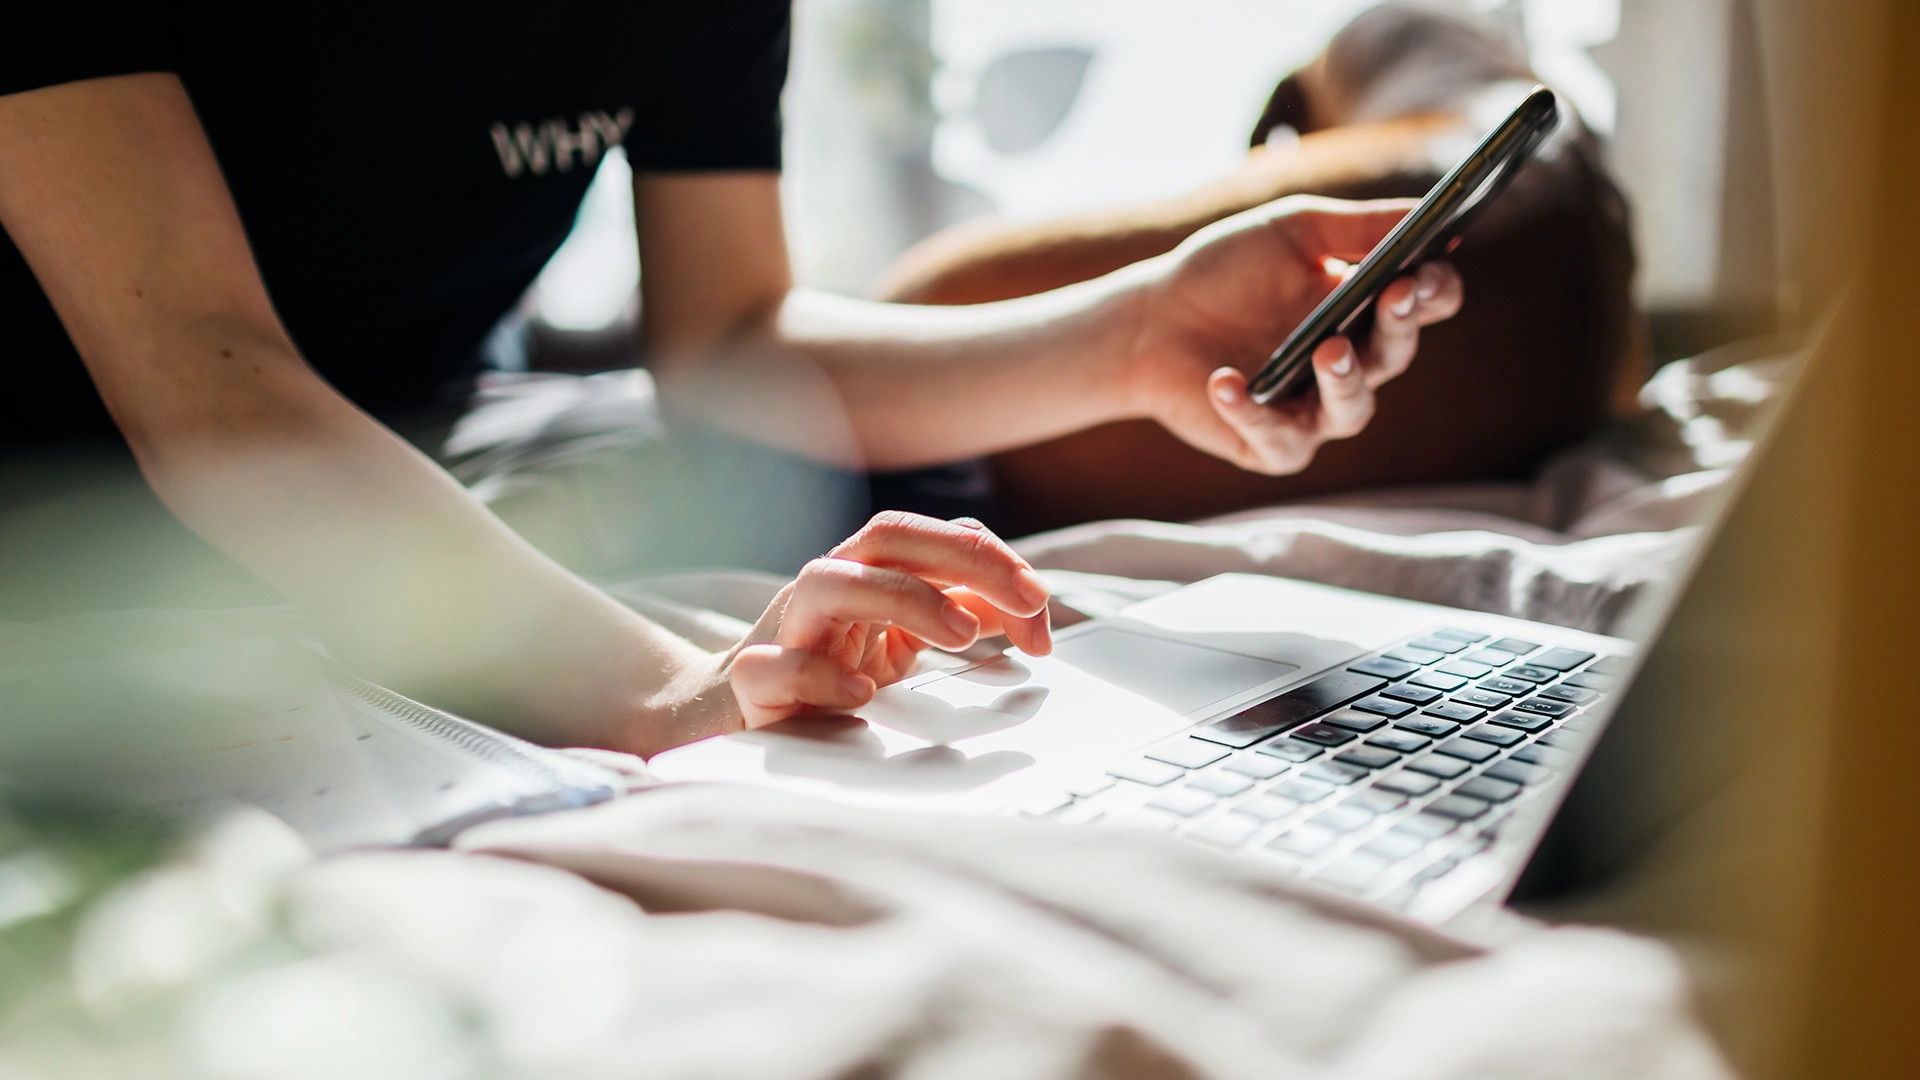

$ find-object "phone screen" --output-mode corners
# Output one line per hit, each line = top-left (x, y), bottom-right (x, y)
(1246, 85), (1560, 404)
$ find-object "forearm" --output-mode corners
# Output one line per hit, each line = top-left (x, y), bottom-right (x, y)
(655, 266), (1156, 471)
(874, 115), (1456, 306)
(122, 327), (711, 749)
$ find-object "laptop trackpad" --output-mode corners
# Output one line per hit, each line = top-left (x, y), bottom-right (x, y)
(1049, 628), (1296, 714)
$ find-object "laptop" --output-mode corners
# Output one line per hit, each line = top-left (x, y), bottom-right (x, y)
(650, 333), (1815, 930)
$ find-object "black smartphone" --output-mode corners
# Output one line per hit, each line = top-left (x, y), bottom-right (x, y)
(1247, 85), (1560, 404)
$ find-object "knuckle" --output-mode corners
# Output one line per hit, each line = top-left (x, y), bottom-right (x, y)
(797, 557), (858, 602)
(880, 568), (918, 603)
(951, 522), (1001, 563)
(729, 643), (780, 680)
(796, 557), (837, 588)
(867, 509), (922, 536)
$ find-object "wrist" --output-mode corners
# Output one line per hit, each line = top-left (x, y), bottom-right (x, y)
(1099, 254), (1179, 422)
(628, 646), (743, 758)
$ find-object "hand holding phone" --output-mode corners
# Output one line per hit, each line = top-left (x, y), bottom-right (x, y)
(1247, 85), (1560, 404)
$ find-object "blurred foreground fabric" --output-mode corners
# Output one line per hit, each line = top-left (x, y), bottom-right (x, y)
(0, 797), (1730, 1079)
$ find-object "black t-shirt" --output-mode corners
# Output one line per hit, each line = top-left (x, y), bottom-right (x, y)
(0, 2), (790, 448)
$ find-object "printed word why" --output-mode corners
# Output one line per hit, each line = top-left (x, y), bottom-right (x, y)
(489, 108), (634, 178)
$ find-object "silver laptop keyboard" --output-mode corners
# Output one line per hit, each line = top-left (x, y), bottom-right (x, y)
(1025, 628), (1625, 904)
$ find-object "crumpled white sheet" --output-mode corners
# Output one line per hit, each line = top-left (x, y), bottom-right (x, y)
(228, 788), (1726, 1080)
(1004, 341), (1794, 635)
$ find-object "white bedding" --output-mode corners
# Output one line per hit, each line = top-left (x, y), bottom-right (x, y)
(24, 799), (1728, 1080)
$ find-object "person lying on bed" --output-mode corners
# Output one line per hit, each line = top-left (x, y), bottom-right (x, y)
(877, 3), (1639, 533)
(0, 3), (1459, 756)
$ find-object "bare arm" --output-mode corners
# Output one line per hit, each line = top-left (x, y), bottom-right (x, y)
(2, 75), (1051, 754)
(634, 172), (1461, 475)
(0, 75), (719, 748)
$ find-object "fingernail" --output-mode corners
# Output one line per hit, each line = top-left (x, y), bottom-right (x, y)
(1026, 611), (1054, 656)
(951, 516), (985, 530)
(1214, 380), (1240, 404)
(1392, 286), (1416, 318)
(1015, 568), (1050, 611)
(842, 671), (871, 700)
(1330, 349), (1354, 377)
(1417, 263), (1442, 300)
(943, 602), (978, 639)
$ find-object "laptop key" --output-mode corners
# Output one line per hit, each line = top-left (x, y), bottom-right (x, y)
(1424, 795), (1491, 821)
(1503, 665), (1558, 684)
(1563, 671), (1615, 691)
(1434, 738), (1498, 763)
(1304, 762), (1369, 786)
(1366, 730), (1431, 753)
(1351, 696), (1415, 718)
(1257, 739), (1323, 762)
(1406, 635), (1469, 654)
(1019, 792), (1074, 817)
(1334, 747), (1400, 770)
(1381, 684), (1444, 705)
(1437, 660), (1493, 680)
(1268, 825), (1339, 857)
(1394, 717), (1461, 738)
(1406, 754), (1471, 780)
(1322, 708), (1389, 733)
(1311, 804), (1376, 834)
(1347, 787), (1408, 814)
(1489, 711), (1552, 732)
(1186, 815), (1260, 850)
(1361, 829), (1428, 863)
(1463, 648), (1517, 667)
(1275, 778), (1336, 803)
(1194, 671), (1388, 747)
(1538, 685), (1598, 705)
(1188, 771), (1255, 798)
(1511, 745), (1571, 767)
(1530, 647), (1596, 671)
(1537, 729), (1588, 750)
(1462, 724), (1525, 747)
(1145, 737), (1231, 770)
(1586, 656), (1632, 677)
(1107, 758), (1187, 786)
(1146, 789), (1216, 817)
(1064, 775), (1117, 798)
(1055, 802), (1106, 826)
(1409, 671), (1468, 692)
(1397, 813), (1458, 839)
(1222, 754), (1289, 780)
(1385, 646), (1446, 666)
(1513, 698), (1576, 718)
(1453, 689), (1512, 710)
(1349, 657), (1418, 680)
(1486, 637), (1540, 655)
(1455, 776), (1522, 804)
(1290, 722), (1356, 747)
(1478, 677), (1534, 696)
(1484, 761), (1549, 785)
(1424, 702), (1487, 723)
(1432, 628), (1490, 643)
(1375, 771), (1442, 797)
(1232, 794), (1301, 822)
